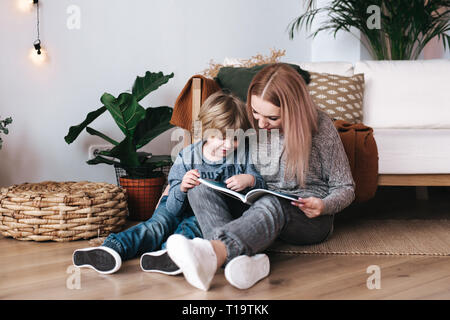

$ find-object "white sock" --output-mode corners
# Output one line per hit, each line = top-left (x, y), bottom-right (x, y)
(224, 254), (270, 290)
(166, 234), (217, 291)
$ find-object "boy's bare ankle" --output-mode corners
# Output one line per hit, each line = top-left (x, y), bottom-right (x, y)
(210, 240), (227, 268)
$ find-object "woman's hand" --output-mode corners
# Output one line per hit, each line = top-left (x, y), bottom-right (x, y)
(291, 197), (324, 218)
(180, 169), (200, 193)
(225, 174), (255, 192)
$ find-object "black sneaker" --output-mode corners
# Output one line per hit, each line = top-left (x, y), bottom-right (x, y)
(72, 246), (122, 274)
(140, 249), (181, 275)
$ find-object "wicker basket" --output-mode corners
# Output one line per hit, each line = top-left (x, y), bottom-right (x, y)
(0, 181), (128, 242)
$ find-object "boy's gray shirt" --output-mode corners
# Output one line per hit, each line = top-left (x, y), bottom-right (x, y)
(166, 139), (266, 215)
(252, 110), (355, 215)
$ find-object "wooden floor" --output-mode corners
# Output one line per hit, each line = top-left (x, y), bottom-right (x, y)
(1, 186), (449, 300)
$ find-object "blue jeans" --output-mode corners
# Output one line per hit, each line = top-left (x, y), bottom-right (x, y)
(102, 195), (202, 261)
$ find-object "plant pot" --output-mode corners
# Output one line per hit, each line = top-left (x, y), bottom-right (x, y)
(119, 175), (166, 221)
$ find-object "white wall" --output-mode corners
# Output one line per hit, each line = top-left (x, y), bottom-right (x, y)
(0, 0), (314, 186)
(1, 0), (447, 187)
(309, 0), (362, 62)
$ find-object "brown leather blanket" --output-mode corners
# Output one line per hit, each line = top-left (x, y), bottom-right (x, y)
(170, 77), (378, 203)
(333, 121), (378, 202)
(170, 75), (221, 132)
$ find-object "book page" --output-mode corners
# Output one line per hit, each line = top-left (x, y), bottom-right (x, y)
(198, 178), (245, 202)
(245, 189), (300, 204)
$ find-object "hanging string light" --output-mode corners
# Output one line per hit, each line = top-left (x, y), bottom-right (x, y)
(29, 0), (46, 65)
(33, 0), (41, 55)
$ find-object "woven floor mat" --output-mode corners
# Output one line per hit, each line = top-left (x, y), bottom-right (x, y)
(267, 219), (450, 256)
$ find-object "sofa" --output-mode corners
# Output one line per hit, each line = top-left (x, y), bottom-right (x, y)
(175, 59), (450, 192)
(299, 59), (450, 188)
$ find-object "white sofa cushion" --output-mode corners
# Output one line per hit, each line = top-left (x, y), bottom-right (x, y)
(374, 129), (450, 174)
(354, 59), (450, 129)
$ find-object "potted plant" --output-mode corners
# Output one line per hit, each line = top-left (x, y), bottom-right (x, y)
(288, 0), (450, 60)
(65, 71), (175, 220)
(0, 117), (12, 150)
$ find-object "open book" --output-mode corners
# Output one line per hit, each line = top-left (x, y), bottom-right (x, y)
(198, 178), (301, 205)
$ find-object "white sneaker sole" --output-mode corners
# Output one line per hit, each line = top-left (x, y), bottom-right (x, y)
(225, 254), (270, 290)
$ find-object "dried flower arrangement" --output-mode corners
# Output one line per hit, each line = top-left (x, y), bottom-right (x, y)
(201, 48), (286, 78)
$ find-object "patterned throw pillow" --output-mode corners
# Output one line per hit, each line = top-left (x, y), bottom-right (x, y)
(308, 72), (365, 123)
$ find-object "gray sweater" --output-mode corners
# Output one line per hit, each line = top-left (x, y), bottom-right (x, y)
(252, 110), (355, 215)
(167, 139), (266, 216)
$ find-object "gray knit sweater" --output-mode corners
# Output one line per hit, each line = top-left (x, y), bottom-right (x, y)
(251, 110), (355, 215)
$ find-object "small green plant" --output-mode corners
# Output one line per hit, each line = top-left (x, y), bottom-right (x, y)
(65, 71), (175, 178)
(288, 0), (450, 60)
(0, 117), (12, 150)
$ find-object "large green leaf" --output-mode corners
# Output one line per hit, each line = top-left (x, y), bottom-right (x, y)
(134, 106), (175, 149)
(86, 127), (119, 146)
(142, 155), (173, 168)
(125, 155), (173, 178)
(64, 106), (106, 144)
(99, 136), (140, 168)
(137, 151), (152, 159)
(132, 71), (174, 102)
(101, 92), (146, 138)
(86, 155), (120, 166)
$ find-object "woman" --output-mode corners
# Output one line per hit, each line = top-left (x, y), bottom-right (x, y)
(166, 63), (355, 291)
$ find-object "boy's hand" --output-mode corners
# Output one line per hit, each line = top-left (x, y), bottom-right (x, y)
(225, 174), (255, 192)
(291, 197), (324, 218)
(180, 169), (200, 193)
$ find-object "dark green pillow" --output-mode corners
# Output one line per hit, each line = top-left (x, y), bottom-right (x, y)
(214, 63), (311, 102)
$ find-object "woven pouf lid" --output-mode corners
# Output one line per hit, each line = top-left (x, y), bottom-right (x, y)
(0, 181), (128, 242)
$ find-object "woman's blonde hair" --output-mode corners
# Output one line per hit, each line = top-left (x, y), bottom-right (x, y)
(198, 91), (251, 139)
(247, 63), (319, 187)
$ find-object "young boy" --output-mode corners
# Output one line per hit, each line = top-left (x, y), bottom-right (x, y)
(72, 91), (266, 275)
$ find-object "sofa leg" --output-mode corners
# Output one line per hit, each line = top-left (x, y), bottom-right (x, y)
(415, 186), (429, 200)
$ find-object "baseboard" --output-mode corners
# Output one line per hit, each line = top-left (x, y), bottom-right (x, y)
(378, 174), (450, 186)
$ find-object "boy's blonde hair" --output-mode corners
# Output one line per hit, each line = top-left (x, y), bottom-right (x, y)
(197, 91), (251, 138)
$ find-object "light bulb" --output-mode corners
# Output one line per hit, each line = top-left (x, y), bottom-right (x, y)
(29, 47), (47, 65)
(16, 0), (34, 12)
